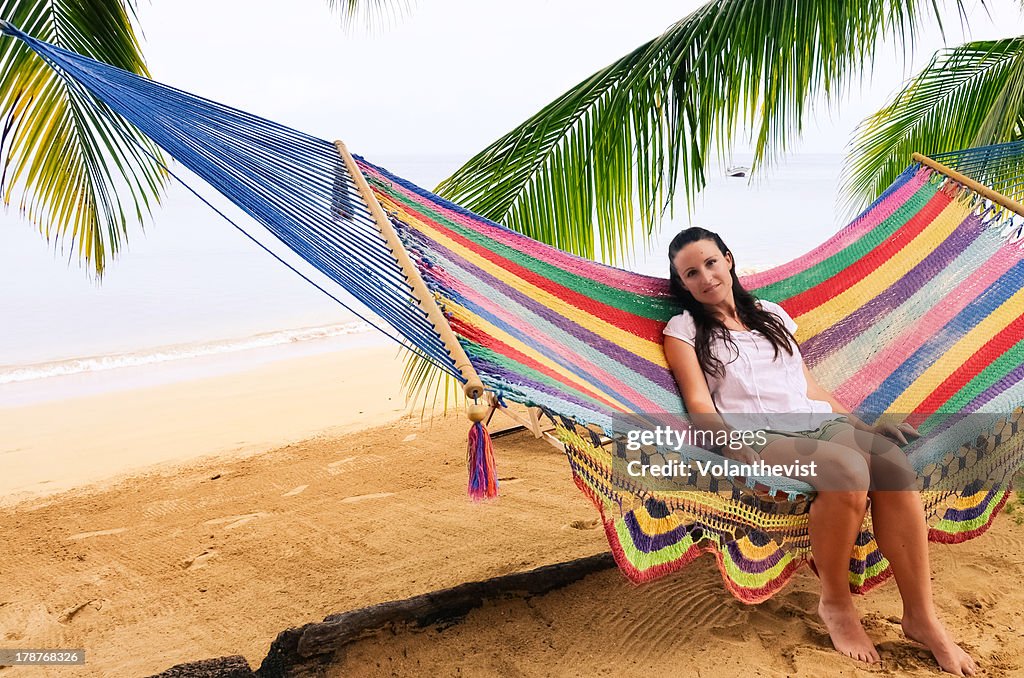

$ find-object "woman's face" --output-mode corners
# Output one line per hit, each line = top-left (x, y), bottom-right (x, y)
(672, 239), (734, 306)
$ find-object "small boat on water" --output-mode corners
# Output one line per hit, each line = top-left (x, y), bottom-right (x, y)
(726, 165), (749, 178)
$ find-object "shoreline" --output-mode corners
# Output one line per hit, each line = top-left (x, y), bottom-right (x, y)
(0, 327), (392, 408)
(0, 344), (408, 506)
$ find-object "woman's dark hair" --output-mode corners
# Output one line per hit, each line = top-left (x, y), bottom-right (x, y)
(667, 227), (794, 378)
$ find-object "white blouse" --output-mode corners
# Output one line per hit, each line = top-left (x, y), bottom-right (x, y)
(663, 300), (838, 432)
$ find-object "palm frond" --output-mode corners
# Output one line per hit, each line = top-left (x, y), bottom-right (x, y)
(0, 0), (167, 276)
(400, 343), (465, 418)
(324, 0), (413, 31)
(435, 0), (963, 264)
(841, 36), (1024, 211)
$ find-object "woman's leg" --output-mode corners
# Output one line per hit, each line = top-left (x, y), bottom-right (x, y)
(830, 429), (977, 676)
(758, 438), (879, 663)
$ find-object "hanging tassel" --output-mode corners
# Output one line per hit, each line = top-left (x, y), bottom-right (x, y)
(467, 401), (498, 500)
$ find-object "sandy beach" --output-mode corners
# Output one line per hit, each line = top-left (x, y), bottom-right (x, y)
(1, 348), (1022, 676)
(0, 345), (407, 506)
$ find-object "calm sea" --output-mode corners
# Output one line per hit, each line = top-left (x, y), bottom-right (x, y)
(0, 153), (849, 405)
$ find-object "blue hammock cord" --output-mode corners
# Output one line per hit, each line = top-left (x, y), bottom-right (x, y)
(0, 20), (463, 381)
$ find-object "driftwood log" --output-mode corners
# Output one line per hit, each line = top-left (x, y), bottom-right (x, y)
(148, 553), (615, 678)
(149, 655), (255, 677)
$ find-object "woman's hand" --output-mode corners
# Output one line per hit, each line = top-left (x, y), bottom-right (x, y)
(723, 444), (760, 464)
(873, 421), (920, 446)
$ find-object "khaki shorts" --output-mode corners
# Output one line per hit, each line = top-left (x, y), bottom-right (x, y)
(748, 417), (855, 455)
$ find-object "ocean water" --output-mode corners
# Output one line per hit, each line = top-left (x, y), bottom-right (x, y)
(0, 153), (848, 406)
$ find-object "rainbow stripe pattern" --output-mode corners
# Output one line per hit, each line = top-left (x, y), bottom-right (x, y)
(361, 158), (1024, 603)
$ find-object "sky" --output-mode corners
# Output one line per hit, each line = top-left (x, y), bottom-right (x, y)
(129, 0), (1023, 158)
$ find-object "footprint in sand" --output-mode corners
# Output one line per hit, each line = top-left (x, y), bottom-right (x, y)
(67, 528), (128, 541)
(340, 492), (395, 504)
(203, 513), (268, 530)
(565, 518), (601, 530)
(959, 590), (995, 612)
(328, 456), (359, 467)
(282, 485), (308, 497)
(58, 599), (107, 624)
(182, 549), (218, 571)
(142, 498), (186, 518)
(326, 455), (385, 475)
(761, 588), (820, 622)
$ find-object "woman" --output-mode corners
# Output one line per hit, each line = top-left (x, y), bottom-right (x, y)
(662, 227), (976, 676)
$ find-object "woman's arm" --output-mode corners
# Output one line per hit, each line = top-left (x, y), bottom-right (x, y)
(664, 336), (758, 462)
(801, 363), (868, 428)
(663, 336), (717, 416)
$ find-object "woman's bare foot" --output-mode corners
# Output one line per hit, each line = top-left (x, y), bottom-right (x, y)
(902, 615), (977, 676)
(818, 598), (880, 664)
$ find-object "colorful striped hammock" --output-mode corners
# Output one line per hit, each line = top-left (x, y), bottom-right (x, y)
(362, 155), (1024, 601)
(6, 24), (1023, 604)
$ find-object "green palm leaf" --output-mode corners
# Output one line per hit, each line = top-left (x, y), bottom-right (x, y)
(0, 0), (168, 276)
(842, 36), (1024, 211)
(324, 0), (412, 30)
(435, 0), (963, 264)
(400, 343), (466, 418)
(410, 0), (966, 410)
